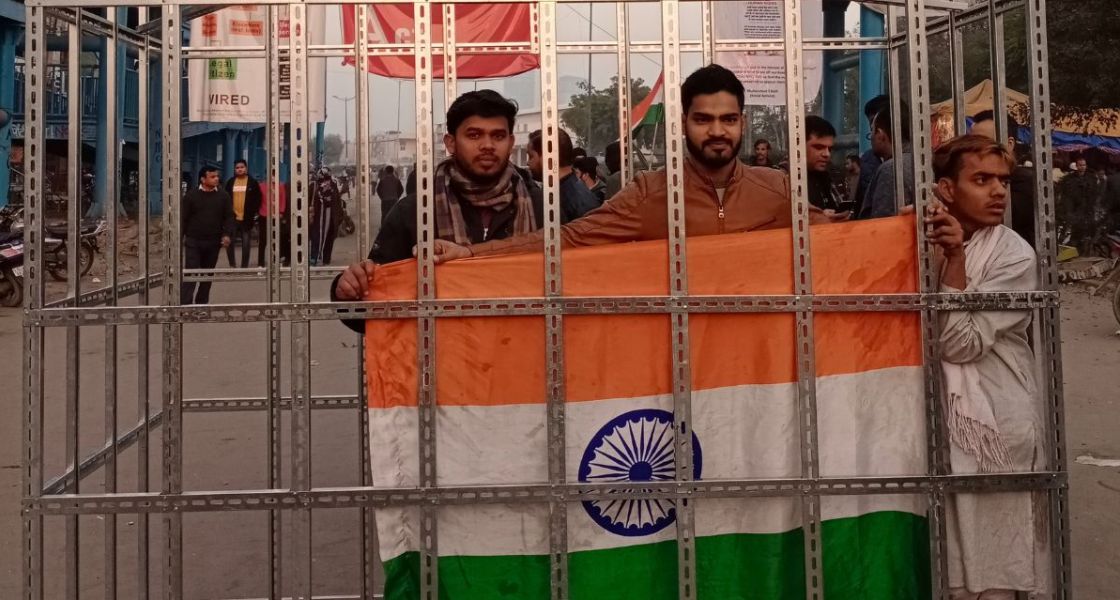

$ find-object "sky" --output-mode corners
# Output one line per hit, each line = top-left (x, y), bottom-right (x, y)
(320, 2), (868, 138)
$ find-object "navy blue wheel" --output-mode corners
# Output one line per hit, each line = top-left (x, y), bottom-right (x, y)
(578, 408), (702, 537)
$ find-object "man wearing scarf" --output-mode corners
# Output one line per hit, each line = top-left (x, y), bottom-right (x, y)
(925, 135), (1050, 600)
(332, 90), (548, 333)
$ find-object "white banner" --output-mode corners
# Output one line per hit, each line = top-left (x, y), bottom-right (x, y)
(714, 0), (824, 107)
(188, 6), (327, 123)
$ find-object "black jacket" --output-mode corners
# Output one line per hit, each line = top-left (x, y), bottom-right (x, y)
(332, 175), (552, 334)
(224, 175), (263, 224)
(182, 188), (235, 242)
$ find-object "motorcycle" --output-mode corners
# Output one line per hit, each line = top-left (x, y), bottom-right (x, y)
(0, 230), (24, 308)
(0, 206), (104, 282)
(43, 218), (104, 281)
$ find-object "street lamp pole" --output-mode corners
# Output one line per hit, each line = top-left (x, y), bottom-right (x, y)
(333, 94), (356, 163)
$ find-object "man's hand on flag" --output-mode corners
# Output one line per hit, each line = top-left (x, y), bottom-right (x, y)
(336, 259), (376, 301)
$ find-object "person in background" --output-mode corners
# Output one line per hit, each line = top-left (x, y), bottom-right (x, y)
(332, 89), (552, 333)
(224, 159), (262, 268)
(852, 94), (890, 217)
(804, 116), (846, 213)
(751, 138), (775, 168)
(574, 156), (608, 204)
(526, 127), (600, 220)
(845, 154), (861, 206)
(603, 141), (624, 199)
(925, 134), (1050, 600)
(572, 147), (588, 161)
(970, 110), (1036, 247)
(181, 166), (233, 305)
(310, 167), (342, 266)
(860, 104), (914, 219)
(256, 180), (290, 267)
(376, 165), (404, 222)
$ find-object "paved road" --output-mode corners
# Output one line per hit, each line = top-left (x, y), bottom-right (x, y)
(0, 238), (1117, 597)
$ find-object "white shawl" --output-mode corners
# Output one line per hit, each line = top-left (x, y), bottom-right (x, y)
(941, 226), (1015, 473)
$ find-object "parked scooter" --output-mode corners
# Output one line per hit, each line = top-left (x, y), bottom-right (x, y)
(0, 229), (24, 307)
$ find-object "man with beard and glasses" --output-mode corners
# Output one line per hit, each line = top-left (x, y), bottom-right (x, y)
(423, 64), (827, 262)
(331, 89), (552, 333)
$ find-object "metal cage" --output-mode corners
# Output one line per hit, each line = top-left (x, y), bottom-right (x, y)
(19, 0), (1070, 598)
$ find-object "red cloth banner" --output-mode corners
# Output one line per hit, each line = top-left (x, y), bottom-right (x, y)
(341, 4), (540, 79)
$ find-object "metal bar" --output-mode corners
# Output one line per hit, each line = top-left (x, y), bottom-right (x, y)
(412, 1), (439, 597)
(135, 8), (152, 598)
(658, 3), (695, 599)
(615, 2), (632, 184)
(902, 0), (951, 597)
(26, 291), (1061, 326)
(1023, 0), (1072, 595)
(885, 6), (906, 213)
(353, 5), (378, 598)
(24, 472), (1069, 515)
(442, 4), (457, 124)
(265, 7), (284, 598)
(700, 1), (714, 65)
(182, 394), (361, 411)
(783, 1), (824, 597)
(103, 9), (120, 598)
(182, 267), (343, 281)
(43, 410), (167, 497)
(161, 4), (185, 598)
(989, 5), (1012, 227)
(288, 4), (314, 598)
(21, 7), (46, 599)
(948, 12), (967, 136)
(44, 275), (164, 308)
(537, 3), (567, 598)
(64, 16), (82, 600)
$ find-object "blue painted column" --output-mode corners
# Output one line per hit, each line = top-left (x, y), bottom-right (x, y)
(92, 34), (109, 217)
(858, 6), (885, 154)
(314, 121), (325, 168)
(223, 128), (237, 179)
(147, 54), (163, 215)
(0, 25), (18, 208)
(821, 1), (848, 132)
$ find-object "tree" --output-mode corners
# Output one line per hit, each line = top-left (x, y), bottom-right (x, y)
(321, 134), (344, 166)
(561, 77), (653, 157)
(927, 2), (1120, 128)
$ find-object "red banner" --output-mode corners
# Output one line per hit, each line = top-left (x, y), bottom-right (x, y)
(341, 4), (539, 79)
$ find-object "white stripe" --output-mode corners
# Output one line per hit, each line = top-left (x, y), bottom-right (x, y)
(371, 366), (927, 559)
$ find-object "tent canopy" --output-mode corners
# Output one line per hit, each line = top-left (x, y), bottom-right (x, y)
(932, 79), (1120, 138)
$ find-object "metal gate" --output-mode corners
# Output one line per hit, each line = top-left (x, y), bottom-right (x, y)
(20, 0), (1070, 598)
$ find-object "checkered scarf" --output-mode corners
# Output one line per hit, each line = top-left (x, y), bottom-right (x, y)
(434, 159), (536, 245)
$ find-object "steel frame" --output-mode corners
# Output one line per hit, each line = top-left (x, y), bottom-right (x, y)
(20, 1), (1069, 599)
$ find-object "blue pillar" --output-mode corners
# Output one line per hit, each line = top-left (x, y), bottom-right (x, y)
(821, 1), (848, 131)
(858, 6), (885, 154)
(147, 55), (163, 215)
(0, 25), (18, 208)
(222, 128), (237, 179)
(92, 34), (109, 217)
(315, 121), (325, 168)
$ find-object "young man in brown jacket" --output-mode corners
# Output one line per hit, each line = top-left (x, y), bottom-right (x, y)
(335, 64), (824, 298)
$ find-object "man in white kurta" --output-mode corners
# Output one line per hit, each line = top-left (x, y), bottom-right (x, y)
(925, 135), (1051, 600)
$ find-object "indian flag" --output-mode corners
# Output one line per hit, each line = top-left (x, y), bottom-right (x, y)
(631, 72), (665, 131)
(366, 217), (932, 599)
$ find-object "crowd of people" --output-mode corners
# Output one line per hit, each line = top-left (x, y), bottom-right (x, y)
(329, 64), (1052, 599)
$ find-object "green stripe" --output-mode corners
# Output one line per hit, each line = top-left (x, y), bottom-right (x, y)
(637, 103), (665, 128)
(382, 511), (931, 600)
